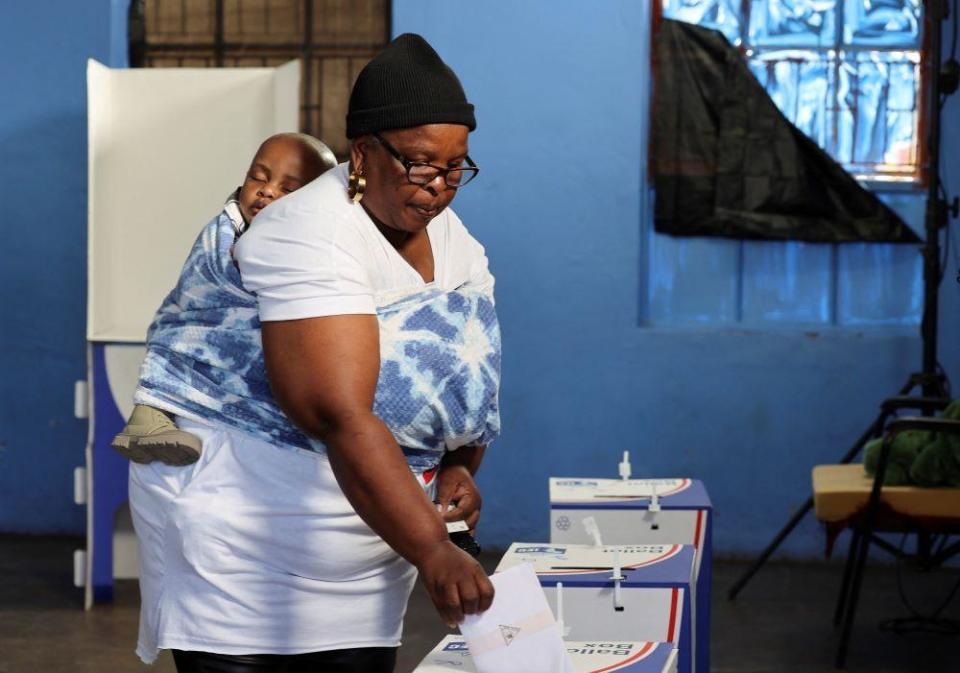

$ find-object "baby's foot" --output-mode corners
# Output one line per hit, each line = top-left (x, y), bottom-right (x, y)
(110, 405), (202, 465)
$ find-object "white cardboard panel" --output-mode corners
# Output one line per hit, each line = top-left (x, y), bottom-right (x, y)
(113, 503), (139, 579)
(87, 59), (300, 341)
(104, 343), (147, 421)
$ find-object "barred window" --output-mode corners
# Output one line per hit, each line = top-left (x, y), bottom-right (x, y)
(130, 0), (391, 158)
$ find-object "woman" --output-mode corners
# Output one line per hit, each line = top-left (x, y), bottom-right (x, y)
(130, 33), (500, 673)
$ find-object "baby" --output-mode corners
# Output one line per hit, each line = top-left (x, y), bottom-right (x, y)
(111, 133), (338, 465)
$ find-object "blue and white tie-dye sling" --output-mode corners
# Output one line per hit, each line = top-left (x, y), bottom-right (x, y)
(134, 199), (501, 472)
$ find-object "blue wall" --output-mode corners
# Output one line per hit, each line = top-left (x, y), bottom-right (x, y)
(940, 48), (960, 399)
(394, 1), (960, 558)
(0, 1), (956, 559)
(0, 1), (128, 534)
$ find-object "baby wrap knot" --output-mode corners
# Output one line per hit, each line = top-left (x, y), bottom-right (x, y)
(136, 209), (500, 471)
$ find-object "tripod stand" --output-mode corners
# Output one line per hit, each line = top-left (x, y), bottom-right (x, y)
(728, 0), (959, 606)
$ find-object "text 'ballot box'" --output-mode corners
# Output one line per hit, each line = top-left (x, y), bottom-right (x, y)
(496, 543), (694, 673)
(413, 636), (678, 673)
(549, 478), (711, 673)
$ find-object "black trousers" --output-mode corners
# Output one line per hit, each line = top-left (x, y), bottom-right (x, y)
(171, 647), (397, 673)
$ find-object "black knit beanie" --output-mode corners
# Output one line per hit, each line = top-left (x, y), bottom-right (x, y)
(346, 33), (476, 138)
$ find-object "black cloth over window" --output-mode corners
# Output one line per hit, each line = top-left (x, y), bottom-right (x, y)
(651, 19), (919, 243)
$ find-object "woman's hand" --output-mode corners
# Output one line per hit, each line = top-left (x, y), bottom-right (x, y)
(436, 464), (482, 531)
(417, 539), (494, 628)
(436, 445), (485, 531)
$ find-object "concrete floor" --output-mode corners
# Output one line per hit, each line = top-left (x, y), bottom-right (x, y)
(1, 535), (958, 672)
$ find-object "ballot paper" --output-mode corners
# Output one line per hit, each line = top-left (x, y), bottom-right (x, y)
(445, 520), (470, 533)
(459, 563), (576, 673)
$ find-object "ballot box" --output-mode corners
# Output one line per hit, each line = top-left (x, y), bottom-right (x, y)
(413, 635), (678, 673)
(496, 543), (694, 673)
(549, 477), (711, 673)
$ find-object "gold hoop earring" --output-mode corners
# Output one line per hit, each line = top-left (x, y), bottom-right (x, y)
(347, 170), (366, 203)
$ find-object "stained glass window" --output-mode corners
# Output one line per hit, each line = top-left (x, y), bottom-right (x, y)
(660, 0), (924, 184)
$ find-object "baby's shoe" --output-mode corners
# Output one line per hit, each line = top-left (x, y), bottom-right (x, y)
(110, 405), (202, 465)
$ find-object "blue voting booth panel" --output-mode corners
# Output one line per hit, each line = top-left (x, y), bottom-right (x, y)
(497, 543), (695, 673)
(87, 342), (135, 604)
(549, 479), (712, 673)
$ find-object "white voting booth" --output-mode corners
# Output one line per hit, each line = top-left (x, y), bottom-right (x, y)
(82, 59), (300, 608)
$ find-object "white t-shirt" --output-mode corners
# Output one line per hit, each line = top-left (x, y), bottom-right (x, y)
(235, 163), (494, 319)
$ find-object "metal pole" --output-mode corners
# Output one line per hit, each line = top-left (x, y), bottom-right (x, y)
(128, 0), (146, 67)
(214, 0), (225, 67)
(921, 0), (945, 396)
(303, 0), (314, 134)
(834, 432), (895, 669)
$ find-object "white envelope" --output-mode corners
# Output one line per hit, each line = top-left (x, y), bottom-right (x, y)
(459, 563), (576, 673)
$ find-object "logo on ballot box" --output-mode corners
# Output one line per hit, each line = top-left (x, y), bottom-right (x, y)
(567, 643), (636, 656)
(599, 545), (669, 554)
(514, 546), (567, 555)
(499, 625), (521, 646)
(442, 641), (469, 652)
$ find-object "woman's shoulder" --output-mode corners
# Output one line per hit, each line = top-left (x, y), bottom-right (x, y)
(301, 161), (352, 203)
(434, 207), (485, 257)
(237, 164), (361, 252)
(266, 162), (353, 223)
(432, 208), (494, 293)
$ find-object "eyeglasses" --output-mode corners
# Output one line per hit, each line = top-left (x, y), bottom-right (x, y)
(373, 132), (479, 188)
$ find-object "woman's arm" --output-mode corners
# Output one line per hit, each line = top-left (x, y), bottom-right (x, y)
(261, 314), (493, 626)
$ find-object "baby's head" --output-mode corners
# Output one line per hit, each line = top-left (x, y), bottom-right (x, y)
(239, 133), (338, 223)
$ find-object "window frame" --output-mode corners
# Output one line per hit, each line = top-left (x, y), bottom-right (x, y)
(129, 0), (393, 159)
